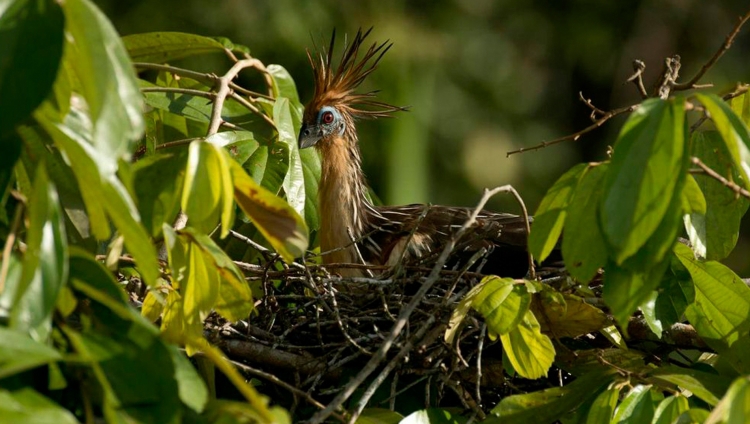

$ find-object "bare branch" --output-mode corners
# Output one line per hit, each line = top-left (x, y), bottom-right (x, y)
(689, 156), (750, 199)
(506, 104), (638, 156)
(674, 10), (750, 90)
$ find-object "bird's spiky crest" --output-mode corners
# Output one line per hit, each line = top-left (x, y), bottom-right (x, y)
(305, 28), (404, 120)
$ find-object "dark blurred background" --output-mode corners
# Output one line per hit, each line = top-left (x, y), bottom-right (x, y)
(94, 0), (750, 274)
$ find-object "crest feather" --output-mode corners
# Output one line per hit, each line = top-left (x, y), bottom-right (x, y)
(306, 28), (405, 119)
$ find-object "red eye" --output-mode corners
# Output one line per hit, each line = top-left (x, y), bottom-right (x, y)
(322, 111), (334, 124)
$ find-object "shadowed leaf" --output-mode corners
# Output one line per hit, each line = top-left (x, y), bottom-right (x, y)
(123, 32), (226, 63)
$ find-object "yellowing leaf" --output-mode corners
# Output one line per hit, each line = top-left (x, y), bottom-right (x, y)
(142, 290), (165, 323)
(230, 159), (308, 262)
(500, 310), (555, 379)
(471, 276), (530, 339)
(181, 228), (253, 321)
(538, 294), (611, 338)
(182, 141), (224, 233)
(183, 242), (220, 333)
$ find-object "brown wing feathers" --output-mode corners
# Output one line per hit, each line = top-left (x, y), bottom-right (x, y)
(302, 29), (534, 277)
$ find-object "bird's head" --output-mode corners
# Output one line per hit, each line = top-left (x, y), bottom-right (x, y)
(298, 28), (406, 150)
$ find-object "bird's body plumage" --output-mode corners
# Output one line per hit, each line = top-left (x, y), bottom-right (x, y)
(299, 29), (533, 278)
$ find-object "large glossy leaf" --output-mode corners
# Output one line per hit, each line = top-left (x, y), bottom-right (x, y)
(34, 109), (160, 287)
(123, 32), (226, 63)
(529, 163), (587, 262)
(230, 158), (308, 261)
(0, 388), (78, 424)
(0, 0), (64, 136)
(300, 147), (321, 231)
(696, 93), (750, 181)
(63, 0), (144, 169)
(685, 131), (749, 260)
(675, 243), (750, 355)
(490, 369), (614, 423)
(600, 98), (686, 263)
(10, 166), (68, 340)
(500, 310), (555, 379)
(275, 98), (305, 217)
(562, 164), (608, 282)
(11, 166), (67, 336)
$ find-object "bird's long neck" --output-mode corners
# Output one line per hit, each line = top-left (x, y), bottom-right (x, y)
(317, 131), (374, 271)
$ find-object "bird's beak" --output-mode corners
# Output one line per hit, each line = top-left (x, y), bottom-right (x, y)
(298, 123), (323, 149)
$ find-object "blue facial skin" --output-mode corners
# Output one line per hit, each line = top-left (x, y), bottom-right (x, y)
(298, 106), (345, 149)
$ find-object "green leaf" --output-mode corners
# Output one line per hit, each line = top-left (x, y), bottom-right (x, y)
(695, 93), (750, 182)
(471, 277), (530, 338)
(168, 345), (209, 413)
(181, 228), (253, 321)
(639, 290), (662, 336)
(140, 79), (264, 130)
(491, 369), (614, 423)
(127, 153), (184, 238)
(0, 388), (78, 424)
(268, 64), (302, 107)
(562, 163), (608, 282)
(183, 241), (220, 337)
(529, 163), (587, 262)
(182, 141), (234, 237)
(730, 90), (750, 126)
(230, 159), (308, 261)
(655, 257), (694, 329)
(681, 174), (706, 215)
(500, 310), (555, 379)
(653, 395), (689, 424)
(612, 385), (655, 424)
(63, 0), (144, 165)
(603, 259), (668, 328)
(601, 98), (686, 263)
(724, 376), (750, 424)
(206, 130), (260, 166)
(0, 0), (64, 136)
(585, 386), (620, 424)
(685, 131), (749, 260)
(12, 166), (68, 335)
(648, 365), (731, 406)
(123, 32), (226, 63)
(675, 243), (750, 369)
(0, 327), (61, 379)
(301, 148), (321, 231)
(675, 409), (710, 423)
(274, 98), (306, 218)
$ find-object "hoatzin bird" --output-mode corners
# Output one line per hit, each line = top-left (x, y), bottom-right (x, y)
(298, 29), (533, 278)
